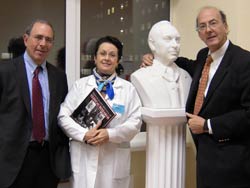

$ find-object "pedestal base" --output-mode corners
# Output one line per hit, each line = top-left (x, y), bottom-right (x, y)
(142, 107), (186, 188)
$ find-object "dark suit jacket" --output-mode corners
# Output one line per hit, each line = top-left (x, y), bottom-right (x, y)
(0, 56), (71, 187)
(177, 41), (250, 188)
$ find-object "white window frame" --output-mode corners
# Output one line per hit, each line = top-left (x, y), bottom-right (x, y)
(65, 0), (81, 88)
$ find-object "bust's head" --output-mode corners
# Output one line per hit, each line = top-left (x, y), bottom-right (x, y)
(148, 21), (180, 66)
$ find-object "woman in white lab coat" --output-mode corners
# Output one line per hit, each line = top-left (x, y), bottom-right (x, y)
(58, 36), (142, 188)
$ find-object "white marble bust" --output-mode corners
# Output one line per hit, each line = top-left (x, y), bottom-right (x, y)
(131, 20), (191, 108)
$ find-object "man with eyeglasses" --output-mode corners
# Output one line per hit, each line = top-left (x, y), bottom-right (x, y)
(0, 19), (71, 188)
(141, 6), (250, 188)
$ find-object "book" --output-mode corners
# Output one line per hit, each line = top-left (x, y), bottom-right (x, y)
(71, 88), (116, 129)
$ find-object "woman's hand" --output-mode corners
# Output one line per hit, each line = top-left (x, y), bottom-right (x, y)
(84, 121), (102, 142)
(87, 129), (109, 146)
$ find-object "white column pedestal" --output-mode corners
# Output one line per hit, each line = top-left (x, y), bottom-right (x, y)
(142, 107), (186, 188)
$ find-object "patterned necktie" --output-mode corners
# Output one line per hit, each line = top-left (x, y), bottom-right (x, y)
(193, 55), (213, 115)
(32, 66), (45, 142)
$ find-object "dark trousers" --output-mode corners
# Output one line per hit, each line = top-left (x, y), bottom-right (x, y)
(9, 141), (59, 188)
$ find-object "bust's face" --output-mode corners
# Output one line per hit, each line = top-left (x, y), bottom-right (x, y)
(149, 23), (180, 65)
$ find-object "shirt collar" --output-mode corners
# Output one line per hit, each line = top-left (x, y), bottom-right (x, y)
(152, 59), (180, 82)
(24, 51), (47, 73)
(209, 40), (229, 60)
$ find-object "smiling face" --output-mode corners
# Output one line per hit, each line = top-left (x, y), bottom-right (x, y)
(197, 7), (228, 52)
(94, 42), (119, 75)
(23, 22), (54, 65)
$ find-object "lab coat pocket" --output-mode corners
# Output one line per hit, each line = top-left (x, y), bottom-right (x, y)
(113, 148), (131, 179)
(70, 140), (81, 173)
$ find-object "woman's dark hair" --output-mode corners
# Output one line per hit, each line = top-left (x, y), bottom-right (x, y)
(94, 36), (123, 61)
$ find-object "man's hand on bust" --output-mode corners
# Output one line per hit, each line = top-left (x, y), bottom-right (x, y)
(140, 53), (154, 68)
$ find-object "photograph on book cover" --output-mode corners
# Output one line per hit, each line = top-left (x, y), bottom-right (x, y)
(71, 88), (116, 129)
(74, 100), (105, 129)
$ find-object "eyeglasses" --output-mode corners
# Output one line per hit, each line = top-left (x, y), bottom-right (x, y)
(196, 20), (220, 32)
(31, 34), (54, 44)
(98, 51), (118, 59)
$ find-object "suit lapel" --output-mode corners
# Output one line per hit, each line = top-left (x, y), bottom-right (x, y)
(186, 42), (234, 114)
(47, 64), (56, 127)
(14, 57), (32, 116)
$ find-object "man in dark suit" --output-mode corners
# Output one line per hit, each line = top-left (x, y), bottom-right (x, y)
(0, 20), (71, 188)
(142, 6), (250, 188)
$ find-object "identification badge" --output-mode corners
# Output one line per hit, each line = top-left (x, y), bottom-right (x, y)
(112, 103), (125, 114)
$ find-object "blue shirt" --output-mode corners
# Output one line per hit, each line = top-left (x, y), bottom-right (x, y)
(23, 51), (50, 140)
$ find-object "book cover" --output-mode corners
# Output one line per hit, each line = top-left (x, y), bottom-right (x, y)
(71, 88), (116, 129)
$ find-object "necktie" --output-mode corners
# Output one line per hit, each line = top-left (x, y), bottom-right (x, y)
(193, 55), (213, 115)
(32, 66), (45, 142)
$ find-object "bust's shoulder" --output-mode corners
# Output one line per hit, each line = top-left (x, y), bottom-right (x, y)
(131, 66), (157, 78)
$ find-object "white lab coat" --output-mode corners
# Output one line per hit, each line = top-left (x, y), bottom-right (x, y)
(58, 75), (142, 188)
